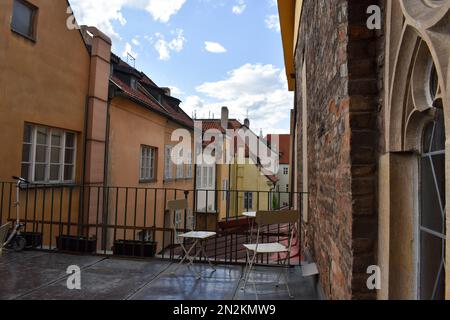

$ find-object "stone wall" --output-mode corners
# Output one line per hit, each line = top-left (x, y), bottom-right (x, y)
(295, 0), (383, 299)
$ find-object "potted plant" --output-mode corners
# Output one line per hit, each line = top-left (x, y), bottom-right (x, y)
(56, 235), (97, 253)
(112, 239), (157, 258)
(22, 231), (43, 249)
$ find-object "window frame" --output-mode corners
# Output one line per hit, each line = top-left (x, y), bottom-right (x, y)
(244, 192), (253, 210)
(21, 124), (77, 184)
(175, 149), (184, 179)
(139, 145), (157, 183)
(164, 145), (173, 181)
(185, 151), (193, 179)
(11, 0), (38, 42)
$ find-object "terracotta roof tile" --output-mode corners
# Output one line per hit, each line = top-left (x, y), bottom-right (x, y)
(266, 134), (290, 164)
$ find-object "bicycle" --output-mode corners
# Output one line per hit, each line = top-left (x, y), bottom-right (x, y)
(2, 176), (30, 251)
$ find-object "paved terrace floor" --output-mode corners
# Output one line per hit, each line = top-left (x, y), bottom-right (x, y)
(0, 251), (319, 300)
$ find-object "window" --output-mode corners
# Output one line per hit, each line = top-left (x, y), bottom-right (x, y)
(286, 184), (289, 192)
(164, 145), (173, 180)
(176, 151), (184, 179)
(222, 179), (228, 201)
(283, 167), (289, 175)
(197, 165), (214, 188)
(11, 0), (38, 40)
(419, 110), (446, 300)
(208, 166), (213, 187)
(186, 151), (193, 179)
(244, 192), (253, 210)
(140, 145), (156, 182)
(202, 166), (207, 187)
(21, 124), (76, 183)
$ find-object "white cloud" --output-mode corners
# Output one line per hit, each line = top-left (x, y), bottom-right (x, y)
(131, 37), (140, 46)
(169, 86), (185, 96)
(146, 0), (186, 23)
(154, 29), (186, 61)
(182, 95), (204, 118)
(204, 41), (227, 54)
(269, 0), (277, 7)
(232, 0), (246, 14)
(265, 14), (280, 32)
(181, 64), (293, 134)
(70, 0), (186, 41)
(122, 42), (138, 58)
(70, 0), (128, 40)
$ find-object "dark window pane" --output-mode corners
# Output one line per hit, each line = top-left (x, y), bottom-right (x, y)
(420, 231), (445, 300)
(35, 145), (47, 163)
(34, 164), (46, 181)
(423, 122), (433, 153)
(432, 154), (445, 209)
(420, 156), (443, 232)
(429, 63), (438, 102)
(51, 131), (62, 147)
(51, 147), (61, 163)
(64, 165), (74, 181)
(36, 127), (47, 145)
(64, 149), (74, 164)
(65, 133), (75, 148)
(50, 165), (60, 181)
(21, 164), (30, 180)
(431, 110), (445, 152)
(22, 144), (31, 162)
(23, 124), (32, 143)
(11, 0), (34, 38)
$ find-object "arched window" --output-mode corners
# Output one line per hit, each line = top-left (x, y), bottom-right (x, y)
(419, 65), (446, 300)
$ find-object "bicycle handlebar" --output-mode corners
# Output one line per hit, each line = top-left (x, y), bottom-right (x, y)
(12, 176), (30, 184)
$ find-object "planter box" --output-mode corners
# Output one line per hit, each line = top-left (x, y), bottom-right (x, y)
(113, 240), (157, 258)
(56, 235), (97, 253)
(22, 232), (43, 249)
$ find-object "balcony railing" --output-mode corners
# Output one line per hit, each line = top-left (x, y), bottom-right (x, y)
(0, 182), (306, 266)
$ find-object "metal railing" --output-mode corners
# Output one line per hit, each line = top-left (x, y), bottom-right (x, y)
(0, 181), (306, 266)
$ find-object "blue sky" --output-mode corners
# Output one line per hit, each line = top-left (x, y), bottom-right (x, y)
(70, 0), (293, 134)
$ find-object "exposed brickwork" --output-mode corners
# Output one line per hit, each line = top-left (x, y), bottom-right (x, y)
(295, 0), (384, 300)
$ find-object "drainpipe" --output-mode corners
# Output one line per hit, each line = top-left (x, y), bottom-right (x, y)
(80, 26), (112, 249)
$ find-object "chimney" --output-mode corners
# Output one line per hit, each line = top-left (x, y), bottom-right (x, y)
(221, 106), (229, 130)
(81, 26), (112, 185)
(161, 87), (171, 96)
(244, 118), (250, 128)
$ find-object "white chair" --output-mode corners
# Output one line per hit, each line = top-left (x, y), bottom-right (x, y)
(167, 199), (217, 279)
(0, 223), (12, 257)
(241, 210), (299, 299)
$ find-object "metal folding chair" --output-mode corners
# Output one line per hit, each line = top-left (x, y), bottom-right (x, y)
(241, 210), (299, 299)
(0, 223), (11, 257)
(167, 199), (217, 279)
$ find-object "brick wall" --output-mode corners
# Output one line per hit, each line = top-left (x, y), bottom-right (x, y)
(295, 0), (383, 299)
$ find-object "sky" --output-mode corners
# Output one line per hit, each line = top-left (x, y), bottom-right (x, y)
(69, 0), (293, 135)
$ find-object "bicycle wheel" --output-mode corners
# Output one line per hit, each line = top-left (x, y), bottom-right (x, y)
(12, 236), (26, 251)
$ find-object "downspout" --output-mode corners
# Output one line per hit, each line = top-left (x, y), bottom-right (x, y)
(101, 85), (113, 250)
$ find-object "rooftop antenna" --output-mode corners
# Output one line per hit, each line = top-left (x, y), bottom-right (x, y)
(127, 53), (136, 68)
(246, 109), (249, 119)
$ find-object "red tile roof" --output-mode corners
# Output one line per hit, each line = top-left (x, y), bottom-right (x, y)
(199, 119), (278, 185)
(110, 74), (193, 130)
(266, 134), (291, 164)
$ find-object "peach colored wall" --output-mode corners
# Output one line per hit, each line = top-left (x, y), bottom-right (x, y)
(106, 96), (194, 252)
(0, 0), (90, 183)
(0, 1), (91, 244)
